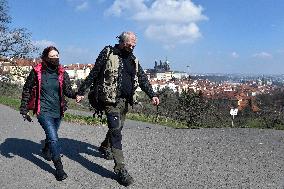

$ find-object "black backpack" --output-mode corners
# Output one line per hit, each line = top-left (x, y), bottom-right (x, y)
(88, 83), (105, 118)
(87, 46), (114, 118)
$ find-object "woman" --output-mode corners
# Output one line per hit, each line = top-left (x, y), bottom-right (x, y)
(20, 46), (77, 181)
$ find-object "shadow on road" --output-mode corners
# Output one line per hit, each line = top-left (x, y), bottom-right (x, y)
(60, 137), (116, 179)
(0, 138), (116, 180)
(0, 138), (54, 174)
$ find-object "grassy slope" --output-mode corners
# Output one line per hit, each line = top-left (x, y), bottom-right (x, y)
(1, 96), (283, 130)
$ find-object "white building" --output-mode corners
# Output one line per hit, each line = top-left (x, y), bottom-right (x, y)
(155, 71), (188, 81)
(64, 63), (94, 81)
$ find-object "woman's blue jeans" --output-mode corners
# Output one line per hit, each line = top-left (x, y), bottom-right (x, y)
(37, 114), (61, 160)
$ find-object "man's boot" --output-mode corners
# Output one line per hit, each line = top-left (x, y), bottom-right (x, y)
(116, 168), (134, 186)
(112, 148), (134, 186)
(41, 142), (52, 161)
(52, 157), (68, 181)
(99, 146), (114, 160)
(99, 133), (113, 160)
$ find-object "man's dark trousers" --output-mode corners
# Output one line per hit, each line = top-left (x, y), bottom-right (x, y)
(101, 98), (128, 172)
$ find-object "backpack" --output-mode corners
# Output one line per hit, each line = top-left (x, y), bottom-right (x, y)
(87, 46), (114, 118)
(88, 81), (105, 118)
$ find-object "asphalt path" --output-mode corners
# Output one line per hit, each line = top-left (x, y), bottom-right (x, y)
(1, 104), (284, 189)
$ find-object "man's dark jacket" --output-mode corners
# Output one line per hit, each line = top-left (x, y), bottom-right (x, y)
(77, 45), (155, 105)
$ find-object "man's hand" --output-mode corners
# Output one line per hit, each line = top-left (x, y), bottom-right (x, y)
(152, 96), (160, 106)
(76, 95), (84, 103)
(22, 114), (33, 122)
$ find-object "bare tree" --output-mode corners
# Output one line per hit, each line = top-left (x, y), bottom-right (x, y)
(0, 0), (37, 59)
(0, 0), (38, 84)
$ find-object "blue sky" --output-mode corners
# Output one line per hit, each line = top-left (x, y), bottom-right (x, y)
(7, 0), (284, 74)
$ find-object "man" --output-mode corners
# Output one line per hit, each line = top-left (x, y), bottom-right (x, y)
(76, 31), (159, 186)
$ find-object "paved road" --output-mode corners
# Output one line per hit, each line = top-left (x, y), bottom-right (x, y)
(1, 104), (284, 189)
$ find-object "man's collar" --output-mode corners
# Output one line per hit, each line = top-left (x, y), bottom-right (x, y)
(113, 44), (121, 55)
(113, 44), (136, 60)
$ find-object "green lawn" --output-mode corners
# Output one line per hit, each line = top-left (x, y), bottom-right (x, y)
(0, 96), (185, 128)
(1, 95), (282, 130)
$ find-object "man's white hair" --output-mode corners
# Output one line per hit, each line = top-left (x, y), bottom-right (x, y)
(117, 31), (136, 43)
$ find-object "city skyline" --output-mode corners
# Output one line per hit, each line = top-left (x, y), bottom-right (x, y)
(7, 0), (284, 74)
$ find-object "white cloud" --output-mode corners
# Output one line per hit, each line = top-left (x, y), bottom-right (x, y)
(66, 0), (89, 11)
(231, 52), (239, 58)
(133, 0), (207, 23)
(76, 1), (89, 11)
(105, 0), (146, 16)
(145, 23), (201, 44)
(33, 40), (56, 49)
(106, 0), (208, 47)
(252, 52), (272, 59)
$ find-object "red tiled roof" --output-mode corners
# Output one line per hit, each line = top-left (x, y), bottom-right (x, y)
(14, 58), (40, 66)
(64, 63), (94, 70)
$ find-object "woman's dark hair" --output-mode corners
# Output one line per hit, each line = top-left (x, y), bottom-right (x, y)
(41, 46), (59, 60)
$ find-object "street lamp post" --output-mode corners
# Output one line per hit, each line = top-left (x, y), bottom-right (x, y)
(186, 65), (190, 79)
